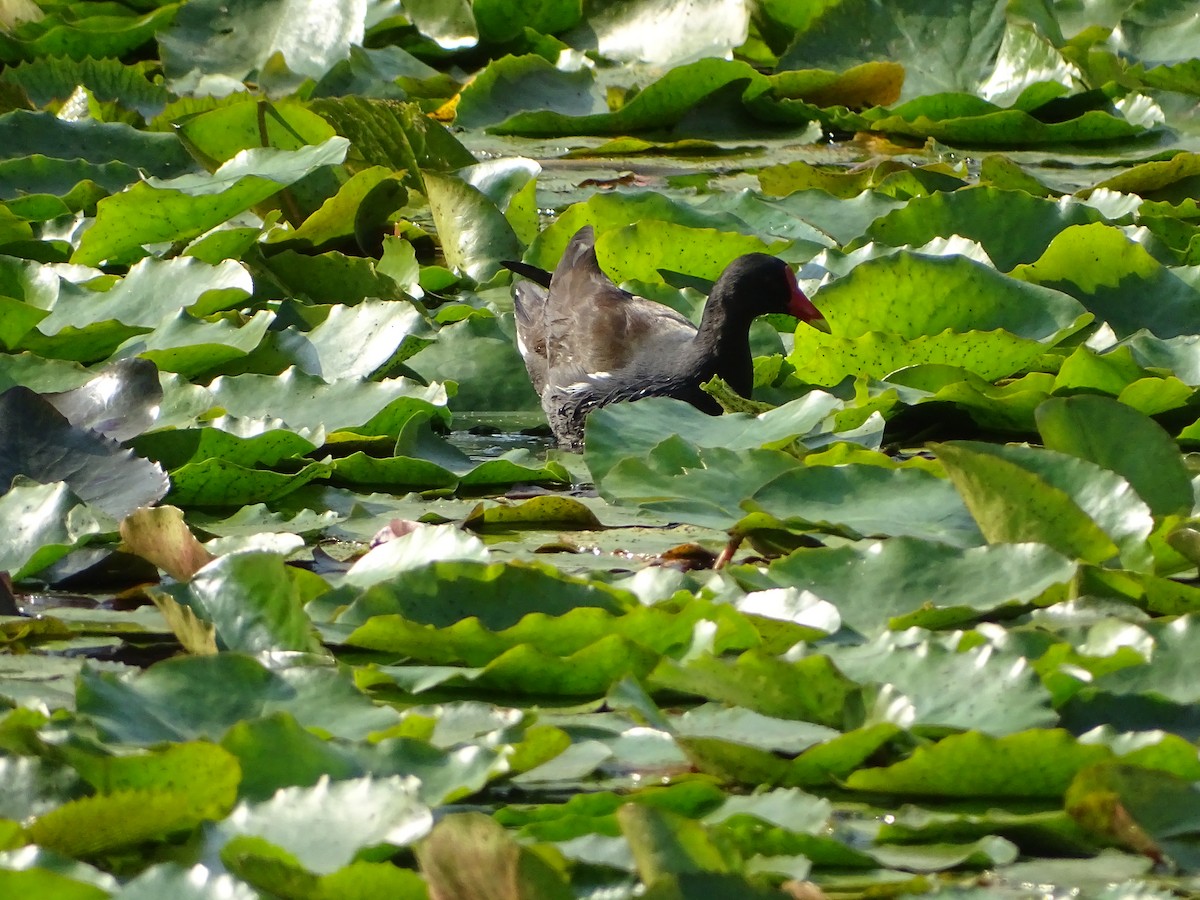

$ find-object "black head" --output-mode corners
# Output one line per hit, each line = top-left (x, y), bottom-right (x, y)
(711, 253), (823, 324)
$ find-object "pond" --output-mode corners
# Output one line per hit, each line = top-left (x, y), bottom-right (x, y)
(3, 1), (1200, 897)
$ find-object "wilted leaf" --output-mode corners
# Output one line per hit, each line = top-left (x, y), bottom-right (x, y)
(418, 811), (571, 900)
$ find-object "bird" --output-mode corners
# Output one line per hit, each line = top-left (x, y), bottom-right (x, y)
(504, 226), (824, 450)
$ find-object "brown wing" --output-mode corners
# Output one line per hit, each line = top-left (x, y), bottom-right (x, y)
(543, 227), (696, 387)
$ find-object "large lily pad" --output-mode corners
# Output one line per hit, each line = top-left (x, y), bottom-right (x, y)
(778, 0), (1008, 101)
(936, 441), (1154, 570)
(159, 0), (367, 85)
(72, 138), (350, 267)
(759, 539), (1076, 635)
(76, 653), (398, 744)
(847, 730), (1112, 798)
(812, 251), (1090, 342)
(0, 386), (168, 521)
(860, 188), (1103, 271)
(45, 358), (163, 442)
(487, 59), (778, 137)
(1012, 223), (1200, 339)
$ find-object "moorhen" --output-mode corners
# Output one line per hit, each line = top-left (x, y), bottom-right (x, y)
(506, 226), (823, 449)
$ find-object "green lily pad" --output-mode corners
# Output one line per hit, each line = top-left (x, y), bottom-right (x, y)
(649, 651), (859, 730)
(263, 249), (409, 305)
(0, 55), (170, 120)
(206, 369), (447, 436)
(1053, 345), (1151, 396)
(34, 257), (253, 335)
(0, 110), (194, 176)
(860, 96), (1149, 146)
(488, 58), (773, 136)
(0, 868), (112, 900)
(76, 653), (398, 744)
(525, 191), (767, 273)
(594, 222), (775, 286)
(744, 464), (984, 549)
(935, 441), (1154, 570)
(0, 156), (134, 204)
(0, 386), (168, 521)
(1036, 395), (1194, 517)
(789, 327), (1054, 385)
(159, 0), (367, 85)
(586, 392), (841, 484)
(813, 251), (1090, 342)
(72, 137), (350, 267)
(777, 0), (1007, 101)
(1133, 59), (1200, 96)
(308, 96), (476, 189)
(45, 358), (162, 442)
(473, 0), (580, 43)
(847, 729), (1113, 798)
(455, 54), (601, 130)
(826, 633), (1055, 733)
(1092, 615), (1200, 704)
(0, 3), (175, 64)
(274, 300), (429, 381)
(759, 538), (1075, 635)
(407, 312), (540, 412)
(347, 601), (757, 671)
(207, 776), (431, 875)
(0, 481), (106, 582)
(269, 166), (405, 253)
(337, 559), (633, 631)
(114, 310), (275, 378)
(860, 187), (1103, 271)
(160, 551), (325, 654)
(29, 767), (237, 859)
(134, 425), (317, 473)
(175, 99), (337, 168)
(424, 171), (523, 283)
(1012, 223), (1200, 339)
(167, 458), (333, 508)
(1084, 150), (1200, 200)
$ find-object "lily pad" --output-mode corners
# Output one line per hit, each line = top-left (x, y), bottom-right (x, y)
(1035, 395), (1194, 517)
(847, 729), (1113, 798)
(488, 58), (775, 137)
(76, 653), (398, 744)
(45, 358), (162, 442)
(72, 138), (350, 267)
(759, 538), (1076, 635)
(0, 386), (168, 521)
(1012, 223), (1200, 339)
(159, 0), (367, 85)
(812, 251), (1090, 342)
(860, 187), (1103, 271)
(777, 0), (1008, 101)
(935, 441), (1154, 570)
(207, 776), (431, 875)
